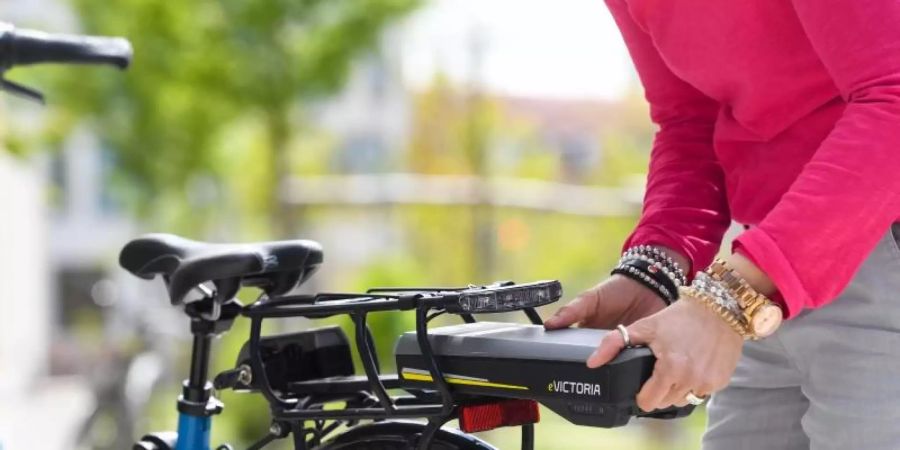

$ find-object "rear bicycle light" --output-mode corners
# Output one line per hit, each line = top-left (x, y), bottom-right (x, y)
(459, 399), (540, 433)
(446, 280), (562, 314)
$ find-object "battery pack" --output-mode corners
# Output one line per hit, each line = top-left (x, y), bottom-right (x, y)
(394, 322), (693, 428)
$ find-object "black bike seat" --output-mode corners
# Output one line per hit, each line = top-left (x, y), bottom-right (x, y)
(119, 233), (323, 304)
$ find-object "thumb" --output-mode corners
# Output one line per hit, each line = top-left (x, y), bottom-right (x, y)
(586, 321), (652, 368)
(544, 292), (595, 329)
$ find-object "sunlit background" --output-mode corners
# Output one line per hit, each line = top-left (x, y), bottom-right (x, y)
(0, 0), (706, 448)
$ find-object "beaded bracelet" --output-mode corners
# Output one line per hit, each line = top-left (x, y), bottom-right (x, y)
(612, 259), (677, 305)
(621, 245), (687, 287)
(612, 246), (687, 305)
(691, 272), (742, 315)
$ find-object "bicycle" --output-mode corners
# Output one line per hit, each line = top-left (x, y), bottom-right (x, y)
(120, 233), (695, 450)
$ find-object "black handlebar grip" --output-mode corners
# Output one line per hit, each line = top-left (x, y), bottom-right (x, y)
(1, 25), (132, 69)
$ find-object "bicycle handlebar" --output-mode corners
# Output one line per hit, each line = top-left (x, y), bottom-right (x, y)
(0, 23), (132, 70)
(0, 22), (132, 103)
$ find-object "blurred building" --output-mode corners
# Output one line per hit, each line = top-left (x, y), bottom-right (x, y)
(0, 152), (82, 450)
(48, 129), (140, 334)
(312, 28), (411, 174)
(0, 153), (49, 393)
(499, 96), (615, 182)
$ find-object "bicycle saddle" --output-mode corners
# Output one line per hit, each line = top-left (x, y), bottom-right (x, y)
(119, 233), (323, 304)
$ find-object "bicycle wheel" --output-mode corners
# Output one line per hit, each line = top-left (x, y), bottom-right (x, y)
(314, 421), (496, 450)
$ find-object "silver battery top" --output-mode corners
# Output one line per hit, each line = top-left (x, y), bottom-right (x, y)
(395, 322), (649, 364)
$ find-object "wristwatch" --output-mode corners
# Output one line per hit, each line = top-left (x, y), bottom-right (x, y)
(708, 260), (783, 338)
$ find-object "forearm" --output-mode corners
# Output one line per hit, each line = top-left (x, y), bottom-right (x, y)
(724, 252), (776, 297)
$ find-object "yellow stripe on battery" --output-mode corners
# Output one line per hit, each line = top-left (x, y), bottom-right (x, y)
(401, 368), (529, 391)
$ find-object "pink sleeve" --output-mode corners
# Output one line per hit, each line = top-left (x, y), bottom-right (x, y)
(734, 0), (900, 318)
(605, 0), (732, 274)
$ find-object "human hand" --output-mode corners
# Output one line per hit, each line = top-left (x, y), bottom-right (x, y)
(543, 274), (668, 330)
(586, 296), (744, 411)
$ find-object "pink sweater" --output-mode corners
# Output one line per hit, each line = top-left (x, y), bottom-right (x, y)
(609, 0), (900, 318)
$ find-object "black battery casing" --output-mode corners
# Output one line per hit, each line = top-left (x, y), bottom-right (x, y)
(394, 322), (694, 428)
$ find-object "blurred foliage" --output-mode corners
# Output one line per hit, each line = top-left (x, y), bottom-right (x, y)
(38, 0), (420, 235)
(408, 75), (497, 175)
(597, 88), (654, 185)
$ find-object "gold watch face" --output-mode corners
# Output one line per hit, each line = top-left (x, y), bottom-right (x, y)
(750, 304), (783, 338)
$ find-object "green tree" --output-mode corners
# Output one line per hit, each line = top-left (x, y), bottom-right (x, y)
(47, 0), (420, 236)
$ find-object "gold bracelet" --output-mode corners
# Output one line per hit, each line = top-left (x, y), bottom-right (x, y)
(679, 286), (754, 340)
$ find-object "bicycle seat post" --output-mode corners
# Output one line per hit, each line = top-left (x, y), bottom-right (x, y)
(170, 296), (242, 450)
(185, 327), (213, 405)
(171, 302), (223, 450)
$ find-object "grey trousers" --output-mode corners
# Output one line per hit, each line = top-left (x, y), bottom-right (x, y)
(703, 225), (900, 450)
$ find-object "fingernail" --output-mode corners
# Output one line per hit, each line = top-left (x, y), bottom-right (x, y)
(586, 350), (600, 368)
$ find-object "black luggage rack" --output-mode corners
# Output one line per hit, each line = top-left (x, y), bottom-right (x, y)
(235, 281), (560, 448)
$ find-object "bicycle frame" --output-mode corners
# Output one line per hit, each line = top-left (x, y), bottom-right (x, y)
(175, 414), (211, 450)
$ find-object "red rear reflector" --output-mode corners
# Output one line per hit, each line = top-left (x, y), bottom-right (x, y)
(459, 399), (540, 433)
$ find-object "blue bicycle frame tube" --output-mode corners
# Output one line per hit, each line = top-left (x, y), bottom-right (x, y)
(176, 412), (211, 450)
